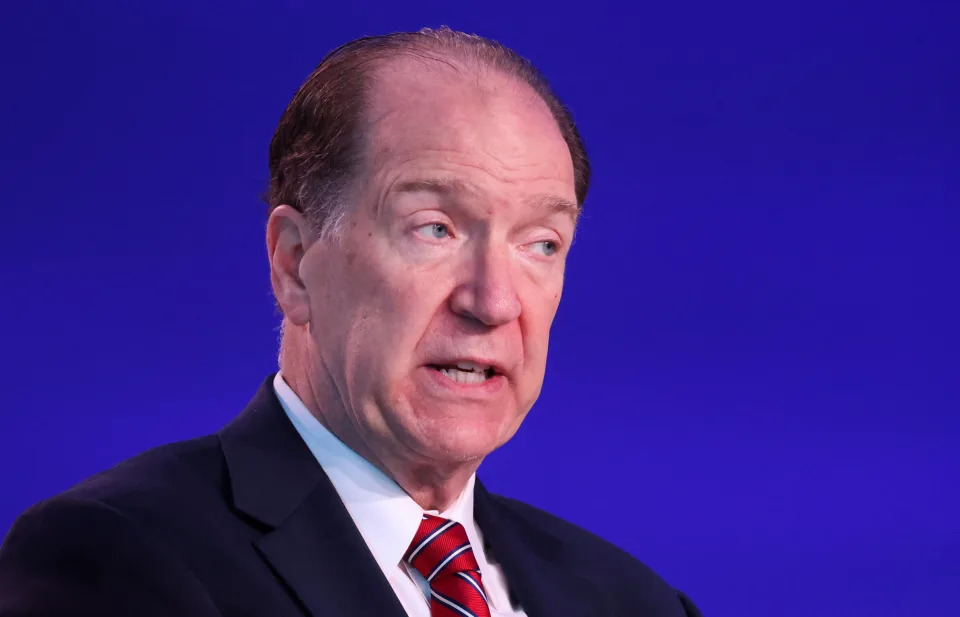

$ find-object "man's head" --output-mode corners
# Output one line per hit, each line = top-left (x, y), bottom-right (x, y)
(266, 28), (589, 502)
(266, 28), (589, 237)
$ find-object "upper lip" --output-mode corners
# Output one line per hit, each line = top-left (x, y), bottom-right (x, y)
(426, 356), (508, 377)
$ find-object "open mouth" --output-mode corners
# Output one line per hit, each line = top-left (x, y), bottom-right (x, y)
(428, 362), (498, 385)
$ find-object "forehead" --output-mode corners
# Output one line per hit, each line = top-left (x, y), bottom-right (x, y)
(362, 56), (576, 198)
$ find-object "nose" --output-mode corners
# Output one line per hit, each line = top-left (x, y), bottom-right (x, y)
(449, 243), (522, 327)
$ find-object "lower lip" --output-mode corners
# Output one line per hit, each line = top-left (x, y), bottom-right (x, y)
(421, 366), (507, 396)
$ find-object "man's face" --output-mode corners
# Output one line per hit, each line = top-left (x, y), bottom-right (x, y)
(299, 60), (577, 468)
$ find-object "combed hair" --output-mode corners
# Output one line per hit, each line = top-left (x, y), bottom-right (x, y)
(265, 26), (590, 238)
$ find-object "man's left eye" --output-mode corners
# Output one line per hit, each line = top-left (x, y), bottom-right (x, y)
(531, 240), (558, 256)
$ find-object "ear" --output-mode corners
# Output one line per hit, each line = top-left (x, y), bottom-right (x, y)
(266, 205), (313, 326)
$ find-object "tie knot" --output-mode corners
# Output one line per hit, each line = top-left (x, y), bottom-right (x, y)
(405, 514), (479, 582)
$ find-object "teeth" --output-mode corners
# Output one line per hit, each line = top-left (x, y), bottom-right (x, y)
(455, 361), (487, 372)
(439, 367), (489, 384)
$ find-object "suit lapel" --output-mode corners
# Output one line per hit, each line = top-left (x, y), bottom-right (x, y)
(219, 376), (406, 617)
(474, 481), (601, 617)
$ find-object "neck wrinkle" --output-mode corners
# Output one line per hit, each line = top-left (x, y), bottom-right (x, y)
(279, 328), (482, 513)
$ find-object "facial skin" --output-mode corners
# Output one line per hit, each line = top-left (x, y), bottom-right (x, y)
(267, 57), (578, 510)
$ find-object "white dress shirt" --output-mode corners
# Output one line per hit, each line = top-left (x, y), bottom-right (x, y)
(273, 373), (527, 617)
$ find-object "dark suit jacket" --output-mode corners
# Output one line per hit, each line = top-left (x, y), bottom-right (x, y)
(0, 376), (701, 616)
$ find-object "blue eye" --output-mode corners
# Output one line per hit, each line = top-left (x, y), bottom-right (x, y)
(417, 223), (450, 239)
(532, 240), (558, 256)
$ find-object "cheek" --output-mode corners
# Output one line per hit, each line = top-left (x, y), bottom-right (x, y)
(517, 285), (563, 377)
(524, 277), (564, 335)
(345, 255), (452, 367)
(375, 267), (443, 332)
(519, 308), (554, 373)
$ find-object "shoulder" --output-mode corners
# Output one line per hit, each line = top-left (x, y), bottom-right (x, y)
(488, 492), (660, 574)
(71, 435), (224, 509)
(8, 434), (230, 548)
(484, 492), (703, 616)
(0, 438), (227, 614)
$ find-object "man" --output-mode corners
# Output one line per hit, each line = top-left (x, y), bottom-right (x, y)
(0, 28), (702, 616)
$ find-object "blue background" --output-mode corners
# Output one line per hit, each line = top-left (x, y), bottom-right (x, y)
(2, 1), (958, 615)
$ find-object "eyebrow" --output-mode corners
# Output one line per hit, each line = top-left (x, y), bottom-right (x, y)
(533, 194), (581, 225)
(391, 177), (581, 224)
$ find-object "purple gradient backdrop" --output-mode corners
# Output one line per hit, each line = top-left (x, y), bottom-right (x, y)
(2, 2), (958, 615)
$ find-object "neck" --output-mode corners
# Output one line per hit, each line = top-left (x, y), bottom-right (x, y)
(279, 334), (480, 512)
(389, 460), (479, 512)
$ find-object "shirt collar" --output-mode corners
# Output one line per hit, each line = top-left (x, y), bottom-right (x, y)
(272, 373), (478, 585)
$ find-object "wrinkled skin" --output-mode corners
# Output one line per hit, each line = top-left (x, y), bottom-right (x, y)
(268, 58), (578, 509)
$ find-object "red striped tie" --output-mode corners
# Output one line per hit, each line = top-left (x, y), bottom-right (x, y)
(405, 514), (492, 617)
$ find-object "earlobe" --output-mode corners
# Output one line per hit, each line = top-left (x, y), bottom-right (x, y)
(267, 205), (312, 326)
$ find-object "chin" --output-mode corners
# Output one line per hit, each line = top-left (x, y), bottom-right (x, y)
(385, 386), (524, 464)
(415, 420), (509, 464)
